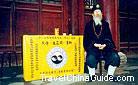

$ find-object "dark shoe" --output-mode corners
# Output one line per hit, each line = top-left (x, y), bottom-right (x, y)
(84, 63), (89, 74)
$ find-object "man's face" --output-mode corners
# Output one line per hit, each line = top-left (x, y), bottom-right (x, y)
(93, 9), (102, 18)
(92, 9), (103, 25)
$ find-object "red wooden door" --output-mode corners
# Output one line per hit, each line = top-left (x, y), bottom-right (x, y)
(15, 0), (66, 46)
(15, 1), (39, 46)
(0, 0), (68, 52)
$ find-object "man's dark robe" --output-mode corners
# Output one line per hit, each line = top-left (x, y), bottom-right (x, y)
(83, 19), (120, 70)
(83, 19), (115, 52)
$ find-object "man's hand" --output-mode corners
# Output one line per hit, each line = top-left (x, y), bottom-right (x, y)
(94, 43), (101, 48)
(99, 44), (106, 50)
(94, 43), (106, 50)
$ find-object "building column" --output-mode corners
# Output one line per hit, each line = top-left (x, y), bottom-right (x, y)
(102, 0), (120, 50)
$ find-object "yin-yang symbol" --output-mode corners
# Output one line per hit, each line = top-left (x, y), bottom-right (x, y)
(47, 47), (67, 69)
(51, 52), (63, 64)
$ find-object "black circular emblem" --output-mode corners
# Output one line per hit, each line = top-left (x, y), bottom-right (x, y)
(51, 54), (63, 64)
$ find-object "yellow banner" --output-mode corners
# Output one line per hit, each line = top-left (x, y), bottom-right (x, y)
(23, 35), (84, 81)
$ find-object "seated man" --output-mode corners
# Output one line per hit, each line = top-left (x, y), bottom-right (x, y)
(83, 4), (120, 80)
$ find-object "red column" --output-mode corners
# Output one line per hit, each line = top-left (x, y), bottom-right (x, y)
(78, 0), (84, 35)
(102, 0), (120, 50)
(72, 0), (84, 35)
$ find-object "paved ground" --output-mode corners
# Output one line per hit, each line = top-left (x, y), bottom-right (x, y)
(0, 56), (138, 85)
